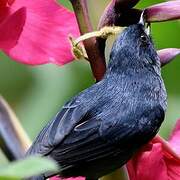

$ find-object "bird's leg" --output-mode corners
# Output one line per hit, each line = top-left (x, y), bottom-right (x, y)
(70, 26), (123, 60)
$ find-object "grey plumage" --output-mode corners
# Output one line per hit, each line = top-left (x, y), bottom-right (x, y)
(27, 23), (167, 180)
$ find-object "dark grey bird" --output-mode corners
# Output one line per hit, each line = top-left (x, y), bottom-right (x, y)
(27, 17), (167, 180)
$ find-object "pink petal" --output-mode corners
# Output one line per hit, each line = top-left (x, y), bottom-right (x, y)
(158, 48), (180, 67)
(65, 178), (84, 180)
(3, 0), (79, 65)
(165, 157), (180, 179)
(0, 7), (26, 49)
(0, 0), (8, 7)
(8, 0), (15, 6)
(50, 176), (85, 180)
(145, 1), (180, 22)
(0, 0), (14, 8)
(127, 143), (168, 180)
(169, 119), (180, 155)
(127, 129), (180, 180)
(50, 177), (60, 180)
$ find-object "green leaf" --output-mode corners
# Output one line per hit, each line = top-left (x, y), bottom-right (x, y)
(0, 156), (58, 180)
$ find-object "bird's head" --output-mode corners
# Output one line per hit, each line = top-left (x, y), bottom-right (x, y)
(108, 13), (160, 73)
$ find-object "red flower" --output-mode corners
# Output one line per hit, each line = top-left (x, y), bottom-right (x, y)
(127, 119), (180, 180)
(0, 0), (79, 65)
(50, 176), (84, 180)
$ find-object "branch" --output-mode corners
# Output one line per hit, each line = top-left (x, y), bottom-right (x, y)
(0, 96), (31, 161)
(69, 0), (106, 82)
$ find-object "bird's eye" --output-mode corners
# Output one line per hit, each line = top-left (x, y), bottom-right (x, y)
(140, 34), (148, 43)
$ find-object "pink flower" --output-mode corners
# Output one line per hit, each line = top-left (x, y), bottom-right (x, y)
(50, 176), (85, 180)
(0, 1), (26, 50)
(157, 48), (180, 67)
(127, 119), (180, 180)
(146, 1), (180, 22)
(0, 0), (79, 65)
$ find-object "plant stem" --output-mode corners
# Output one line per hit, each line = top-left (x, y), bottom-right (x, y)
(74, 26), (122, 45)
(69, 0), (106, 82)
(0, 96), (31, 160)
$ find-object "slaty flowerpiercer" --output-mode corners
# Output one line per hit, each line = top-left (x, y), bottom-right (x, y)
(27, 15), (167, 180)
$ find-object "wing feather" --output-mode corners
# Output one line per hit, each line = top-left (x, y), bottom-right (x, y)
(27, 99), (88, 155)
(48, 104), (164, 170)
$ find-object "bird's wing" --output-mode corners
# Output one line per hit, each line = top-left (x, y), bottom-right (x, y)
(27, 98), (89, 155)
(48, 115), (137, 178)
(50, 117), (135, 162)
(49, 104), (165, 168)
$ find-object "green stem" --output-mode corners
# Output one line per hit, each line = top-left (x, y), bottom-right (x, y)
(74, 26), (122, 45)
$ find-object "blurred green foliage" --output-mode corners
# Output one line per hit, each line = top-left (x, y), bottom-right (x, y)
(0, 156), (58, 179)
(0, 0), (179, 164)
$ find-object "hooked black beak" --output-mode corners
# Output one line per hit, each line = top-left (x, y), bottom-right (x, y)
(139, 11), (151, 36)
